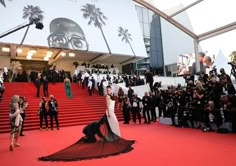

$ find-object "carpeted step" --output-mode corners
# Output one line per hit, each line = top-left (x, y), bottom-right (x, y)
(0, 82), (124, 133)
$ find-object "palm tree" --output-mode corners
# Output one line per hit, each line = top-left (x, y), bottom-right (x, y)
(118, 26), (135, 57)
(230, 51), (236, 62)
(21, 5), (44, 45)
(81, 3), (111, 54)
(0, 0), (6, 7)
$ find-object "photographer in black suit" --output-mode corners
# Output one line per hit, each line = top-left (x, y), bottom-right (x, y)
(145, 70), (154, 92)
(48, 95), (59, 130)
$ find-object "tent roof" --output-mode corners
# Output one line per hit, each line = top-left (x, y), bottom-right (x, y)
(134, 0), (236, 41)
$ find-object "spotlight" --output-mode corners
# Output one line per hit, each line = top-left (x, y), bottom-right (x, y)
(61, 52), (66, 57)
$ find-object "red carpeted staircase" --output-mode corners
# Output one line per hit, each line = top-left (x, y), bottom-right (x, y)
(0, 82), (123, 133)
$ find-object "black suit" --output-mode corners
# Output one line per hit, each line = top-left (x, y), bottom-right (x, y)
(43, 78), (49, 97)
(82, 120), (106, 143)
(130, 97), (141, 124)
(192, 61), (204, 74)
(35, 78), (41, 97)
(48, 99), (59, 130)
(142, 96), (151, 123)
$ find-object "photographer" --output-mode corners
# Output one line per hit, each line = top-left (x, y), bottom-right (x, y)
(221, 75), (236, 95)
(48, 95), (59, 130)
(192, 82), (206, 128)
(185, 87), (194, 127)
(207, 77), (223, 109)
(202, 101), (222, 132)
(166, 92), (178, 126)
(153, 81), (161, 96)
(130, 94), (141, 124)
(177, 90), (188, 127)
(183, 74), (194, 85)
(39, 97), (48, 131)
(220, 95), (236, 132)
(219, 68), (231, 84)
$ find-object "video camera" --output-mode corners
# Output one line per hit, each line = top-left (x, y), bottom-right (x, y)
(228, 61), (236, 80)
(209, 66), (217, 75)
(154, 81), (162, 88)
(228, 61), (236, 66)
(183, 74), (194, 83)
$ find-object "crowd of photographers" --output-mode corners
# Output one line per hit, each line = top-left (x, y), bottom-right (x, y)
(156, 67), (236, 133)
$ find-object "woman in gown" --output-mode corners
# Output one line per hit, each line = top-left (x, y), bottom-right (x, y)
(9, 95), (23, 151)
(39, 86), (134, 161)
(64, 75), (73, 98)
(106, 85), (120, 136)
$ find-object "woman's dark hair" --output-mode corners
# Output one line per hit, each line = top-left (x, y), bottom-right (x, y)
(106, 85), (111, 89)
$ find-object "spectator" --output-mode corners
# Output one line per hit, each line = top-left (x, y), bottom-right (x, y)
(192, 52), (205, 74)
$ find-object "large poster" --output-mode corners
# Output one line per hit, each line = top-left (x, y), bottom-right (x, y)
(177, 53), (215, 75)
(177, 53), (195, 75)
(0, 0), (147, 57)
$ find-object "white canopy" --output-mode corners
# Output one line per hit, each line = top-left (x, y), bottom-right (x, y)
(134, 0), (236, 40)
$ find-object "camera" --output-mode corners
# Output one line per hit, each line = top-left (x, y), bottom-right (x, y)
(208, 66), (219, 77)
(183, 74), (194, 83)
(153, 81), (162, 89)
(228, 61), (235, 66)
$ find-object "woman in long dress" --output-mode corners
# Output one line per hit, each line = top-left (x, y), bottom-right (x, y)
(38, 86), (134, 161)
(106, 85), (120, 136)
(64, 75), (73, 98)
(9, 95), (22, 151)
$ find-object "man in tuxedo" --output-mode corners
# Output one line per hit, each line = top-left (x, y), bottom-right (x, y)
(48, 95), (59, 130)
(142, 92), (151, 124)
(35, 75), (41, 98)
(145, 70), (154, 92)
(43, 76), (49, 97)
(192, 52), (205, 75)
(127, 86), (134, 100)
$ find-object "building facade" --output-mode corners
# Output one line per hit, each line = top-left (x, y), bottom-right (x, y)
(122, 4), (164, 75)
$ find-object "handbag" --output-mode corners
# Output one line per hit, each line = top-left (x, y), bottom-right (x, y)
(38, 108), (42, 115)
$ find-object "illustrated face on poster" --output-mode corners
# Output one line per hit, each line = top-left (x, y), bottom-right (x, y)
(0, 0), (147, 58)
(47, 18), (89, 51)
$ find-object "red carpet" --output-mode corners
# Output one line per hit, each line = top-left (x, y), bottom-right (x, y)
(0, 82), (123, 133)
(1, 122), (236, 166)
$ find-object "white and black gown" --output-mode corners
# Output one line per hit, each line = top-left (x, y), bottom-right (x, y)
(38, 95), (134, 161)
(106, 95), (120, 137)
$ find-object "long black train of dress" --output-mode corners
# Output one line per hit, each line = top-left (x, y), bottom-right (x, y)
(38, 115), (135, 161)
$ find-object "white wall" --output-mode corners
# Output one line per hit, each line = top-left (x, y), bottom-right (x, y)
(55, 59), (122, 75)
(0, 0), (147, 58)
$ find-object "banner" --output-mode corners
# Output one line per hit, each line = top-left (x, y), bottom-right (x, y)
(0, 0), (147, 58)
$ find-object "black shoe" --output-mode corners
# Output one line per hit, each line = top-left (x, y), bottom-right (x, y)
(20, 134), (25, 136)
(57, 128), (60, 130)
